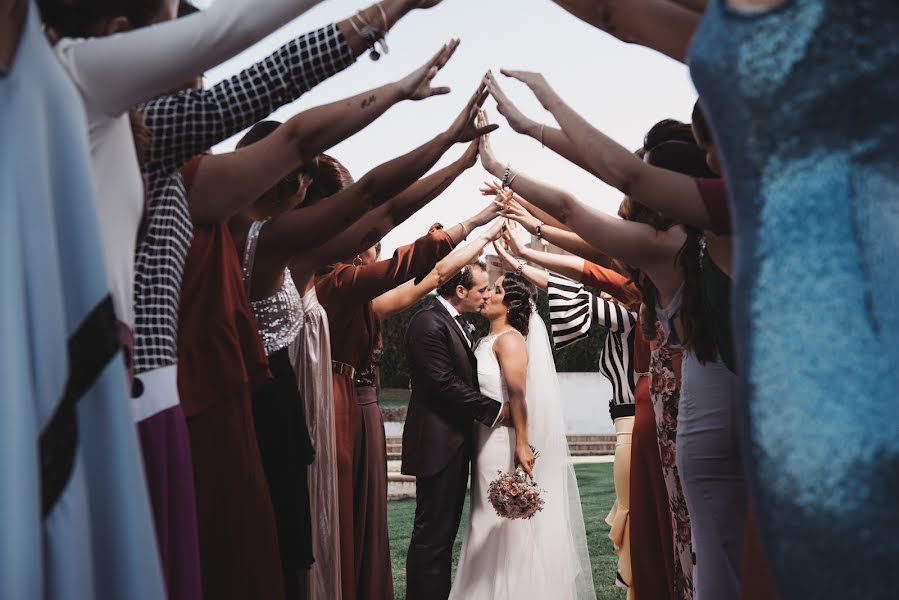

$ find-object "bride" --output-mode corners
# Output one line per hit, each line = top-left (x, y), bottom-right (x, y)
(449, 271), (596, 600)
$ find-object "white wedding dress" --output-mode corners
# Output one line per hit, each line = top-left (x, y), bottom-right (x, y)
(449, 312), (596, 600)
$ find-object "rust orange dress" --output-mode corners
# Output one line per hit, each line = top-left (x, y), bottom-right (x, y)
(315, 225), (454, 600)
(177, 157), (283, 600)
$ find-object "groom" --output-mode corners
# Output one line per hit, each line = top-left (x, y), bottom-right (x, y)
(402, 260), (510, 600)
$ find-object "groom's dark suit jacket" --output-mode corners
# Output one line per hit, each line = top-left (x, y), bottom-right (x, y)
(401, 298), (501, 478)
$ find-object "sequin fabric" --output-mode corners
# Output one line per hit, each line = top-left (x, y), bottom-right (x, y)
(242, 221), (303, 355)
(689, 1), (899, 596)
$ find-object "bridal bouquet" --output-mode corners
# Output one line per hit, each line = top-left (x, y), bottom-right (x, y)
(487, 447), (544, 520)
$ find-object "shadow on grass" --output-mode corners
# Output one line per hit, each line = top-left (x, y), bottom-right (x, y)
(388, 463), (626, 600)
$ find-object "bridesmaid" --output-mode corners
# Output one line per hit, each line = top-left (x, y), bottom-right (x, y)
(232, 83), (497, 600)
(225, 42), (462, 599)
(1, 3), (162, 597)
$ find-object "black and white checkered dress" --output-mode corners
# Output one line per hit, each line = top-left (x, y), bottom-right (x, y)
(133, 24), (355, 375)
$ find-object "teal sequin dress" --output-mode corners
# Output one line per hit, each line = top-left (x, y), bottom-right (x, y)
(689, 0), (899, 596)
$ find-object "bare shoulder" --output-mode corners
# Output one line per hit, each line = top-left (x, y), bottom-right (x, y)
(493, 329), (528, 361)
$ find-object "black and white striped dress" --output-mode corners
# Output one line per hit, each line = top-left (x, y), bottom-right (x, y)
(548, 273), (637, 419)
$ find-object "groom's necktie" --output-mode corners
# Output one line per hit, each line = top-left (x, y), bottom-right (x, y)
(454, 315), (473, 346)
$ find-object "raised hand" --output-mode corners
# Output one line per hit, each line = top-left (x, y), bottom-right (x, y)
(483, 216), (506, 242)
(502, 221), (531, 257)
(475, 110), (502, 174)
(501, 199), (542, 235)
(493, 239), (519, 272)
(500, 69), (556, 110)
(446, 83), (499, 143)
(459, 138), (479, 169)
(483, 70), (538, 136)
(397, 39), (459, 101)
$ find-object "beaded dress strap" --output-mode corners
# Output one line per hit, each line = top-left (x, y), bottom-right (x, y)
(241, 220), (266, 294)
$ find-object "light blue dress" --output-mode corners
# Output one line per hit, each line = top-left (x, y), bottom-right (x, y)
(689, 0), (899, 596)
(0, 4), (165, 599)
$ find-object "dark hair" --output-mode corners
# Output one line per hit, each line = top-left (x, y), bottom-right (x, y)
(691, 101), (714, 149)
(237, 121), (354, 206)
(436, 261), (486, 298)
(644, 119), (696, 150)
(500, 272), (536, 337)
(619, 134), (718, 360)
(304, 154), (355, 206)
(38, 0), (166, 38)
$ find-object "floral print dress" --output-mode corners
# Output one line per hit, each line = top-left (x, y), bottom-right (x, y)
(649, 296), (694, 600)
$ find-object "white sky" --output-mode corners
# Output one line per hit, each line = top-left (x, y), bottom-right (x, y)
(201, 0), (697, 256)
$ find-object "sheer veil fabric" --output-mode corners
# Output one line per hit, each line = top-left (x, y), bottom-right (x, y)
(522, 309), (595, 600)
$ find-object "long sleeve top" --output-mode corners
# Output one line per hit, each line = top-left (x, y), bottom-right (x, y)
(548, 266), (639, 420)
(316, 225), (455, 371)
(133, 24), (354, 374)
(53, 0), (326, 327)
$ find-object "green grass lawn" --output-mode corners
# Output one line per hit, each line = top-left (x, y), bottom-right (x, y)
(388, 462), (625, 600)
(379, 387), (410, 409)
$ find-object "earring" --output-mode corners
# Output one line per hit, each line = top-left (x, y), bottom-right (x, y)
(352, 255), (363, 267)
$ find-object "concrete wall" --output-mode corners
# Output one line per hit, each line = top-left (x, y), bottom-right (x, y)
(384, 371), (614, 436)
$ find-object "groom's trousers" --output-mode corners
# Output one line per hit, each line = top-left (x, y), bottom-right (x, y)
(405, 446), (471, 600)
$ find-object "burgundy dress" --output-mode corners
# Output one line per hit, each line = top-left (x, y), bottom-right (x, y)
(177, 157), (283, 600)
(315, 225), (454, 600)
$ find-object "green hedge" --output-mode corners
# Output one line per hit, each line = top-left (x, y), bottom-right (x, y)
(380, 290), (608, 389)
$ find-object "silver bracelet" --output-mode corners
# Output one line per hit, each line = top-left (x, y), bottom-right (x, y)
(459, 221), (469, 240)
(376, 2), (389, 29)
(501, 164), (512, 188)
(538, 123), (545, 148)
(515, 260), (525, 276)
(355, 10), (389, 60)
(506, 169), (519, 188)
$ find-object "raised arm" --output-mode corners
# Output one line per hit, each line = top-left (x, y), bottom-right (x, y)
(482, 178), (612, 264)
(372, 215), (504, 319)
(493, 331), (534, 478)
(493, 237), (549, 292)
(294, 145), (495, 282)
(502, 224), (586, 282)
(189, 41), (459, 223)
(479, 125), (681, 271)
(547, 0), (702, 63)
(494, 70), (716, 230)
(52, 0), (328, 116)
(258, 82), (496, 260)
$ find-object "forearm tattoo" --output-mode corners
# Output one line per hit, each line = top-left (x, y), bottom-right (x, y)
(361, 94), (377, 109)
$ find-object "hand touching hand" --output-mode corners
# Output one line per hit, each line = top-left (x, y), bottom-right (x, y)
(515, 443), (536, 479)
(446, 83), (499, 143)
(484, 70), (538, 136)
(483, 217), (506, 242)
(475, 110), (502, 175)
(459, 138), (479, 169)
(500, 69), (556, 110)
(502, 222), (530, 257)
(492, 239), (519, 272)
(501, 199), (542, 234)
(396, 40), (459, 101)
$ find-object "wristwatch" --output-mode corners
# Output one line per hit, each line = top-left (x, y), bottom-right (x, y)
(535, 223), (544, 239)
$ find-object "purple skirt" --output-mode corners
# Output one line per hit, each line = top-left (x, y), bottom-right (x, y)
(138, 404), (203, 600)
